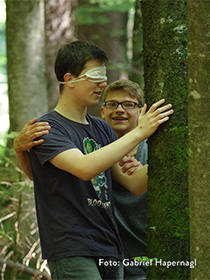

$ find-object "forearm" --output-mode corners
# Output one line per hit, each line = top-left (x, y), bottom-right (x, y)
(83, 128), (143, 175)
(83, 99), (173, 176)
(50, 127), (144, 181)
(15, 150), (33, 180)
(51, 99), (173, 180)
(112, 164), (148, 196)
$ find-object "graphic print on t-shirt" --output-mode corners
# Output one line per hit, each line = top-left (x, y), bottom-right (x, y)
(83, 137), (108, 200)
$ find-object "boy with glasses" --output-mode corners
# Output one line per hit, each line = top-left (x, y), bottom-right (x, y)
(101, 80), (148, 279)
(14, 40), (173, 279)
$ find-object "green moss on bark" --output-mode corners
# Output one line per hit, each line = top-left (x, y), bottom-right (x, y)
(142, 0), (189, 279)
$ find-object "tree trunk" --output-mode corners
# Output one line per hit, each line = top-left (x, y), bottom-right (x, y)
(76, 1), (127, 82)
(188, 1), (210, 279)
(130, 0), (144, 89)
(6, 0), (48, 132)
(45, 0), (77, 110)
(76, 0), (127, 117)
(141, 0), (190, 279)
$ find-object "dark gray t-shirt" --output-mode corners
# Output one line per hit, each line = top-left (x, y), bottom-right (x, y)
(113, 140), (148, 279)
(30, 110), (124, 261)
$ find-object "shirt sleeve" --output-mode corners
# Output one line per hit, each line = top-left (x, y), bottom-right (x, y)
(31, 122), (77, 165)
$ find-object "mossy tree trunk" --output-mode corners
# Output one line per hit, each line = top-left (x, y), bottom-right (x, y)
(141, 0), (190, 279)
(6, 0), (48, 132)
(188, 1), (210, 279)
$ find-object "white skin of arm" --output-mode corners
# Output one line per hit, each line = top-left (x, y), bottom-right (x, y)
(111, 163), (148, 196)
(49, 127), (144, 181)
(14, 135), (147, 195)
(49, 127), (148, 195)
(49, 100), (172, 185)
(14, 100), (173, 191)
(14, 150), (33, 180)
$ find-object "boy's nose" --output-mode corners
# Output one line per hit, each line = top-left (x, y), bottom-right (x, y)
(115, 104), (126, 111)
(97, 81), (107, 88)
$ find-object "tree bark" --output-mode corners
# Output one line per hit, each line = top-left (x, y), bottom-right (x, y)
(130, 0), (144, 89)
(45, 0), (77, 110)
(141, 0), (190, 279)
(76, 0), (127, 117)
(188, 1), (210, 279)
(6, 0), (48, 132)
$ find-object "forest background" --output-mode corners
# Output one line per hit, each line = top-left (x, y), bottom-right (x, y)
(0, 0), (210, 280)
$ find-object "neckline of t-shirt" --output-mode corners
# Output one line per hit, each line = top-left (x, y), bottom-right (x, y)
(51, 110), (91, 126)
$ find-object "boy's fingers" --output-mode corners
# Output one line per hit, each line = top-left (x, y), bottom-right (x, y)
(149, 99), (166, 113)
(119, 155), (138, 166)
(34, 130), (50, 138)
(153, 104), (173, 117)
(154, 108), (173, 126)
(127, 167), (138, 176)
(32, 122), (50, 129)
(32, 139), (45, 147)
(140, 104), (147, 116)
(30, 124), (51, 135)
(157, 116), (170, 124)
(157, 109), (174, 120)
(121, 161), (141, 173)
(27, 118), (37, 126)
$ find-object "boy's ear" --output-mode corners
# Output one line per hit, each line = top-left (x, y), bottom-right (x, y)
(64, 73), (74, 87)
(101, 106), (105, 120)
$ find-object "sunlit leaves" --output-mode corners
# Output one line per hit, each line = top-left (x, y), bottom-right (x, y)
(76, 0), (135, 25)
(90, 0), (135, 11)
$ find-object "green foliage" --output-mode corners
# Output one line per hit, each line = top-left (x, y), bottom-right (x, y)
(149, 226), (157, 230)
(76, 0), (135, 25)
(134, 256), (158, 262)
(0, 1), (6, 77)
(0, 22), (6, 75)
(90, 0), (135, 12)
(76, 6), (110, 25)
(0, 143), (6, 163)
(0, 132), (18, 165)
(0, 144), (50, 279)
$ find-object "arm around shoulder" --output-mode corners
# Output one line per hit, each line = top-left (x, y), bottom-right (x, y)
(14, 150), (33, 180)
(13, 118), (51, 180)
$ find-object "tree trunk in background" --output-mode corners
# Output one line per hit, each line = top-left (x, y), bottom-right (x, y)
(6, 0), (47, 132)
(141, 0), (190, 279)
(130, 0), (144, 89)
(5, 3), (47, 276)
(45, 0), (77, 110)
(76, 1), (127, 82)
(188, 1), (210, 279)
(76, 0), (127, 117)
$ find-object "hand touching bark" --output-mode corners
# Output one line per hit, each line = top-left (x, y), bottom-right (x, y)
(137, 99), (173, 140)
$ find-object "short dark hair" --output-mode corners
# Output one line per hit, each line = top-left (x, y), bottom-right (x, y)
(54, 40), (108, 82)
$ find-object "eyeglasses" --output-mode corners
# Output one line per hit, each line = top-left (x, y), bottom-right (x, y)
(103, 101), (140, 110)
